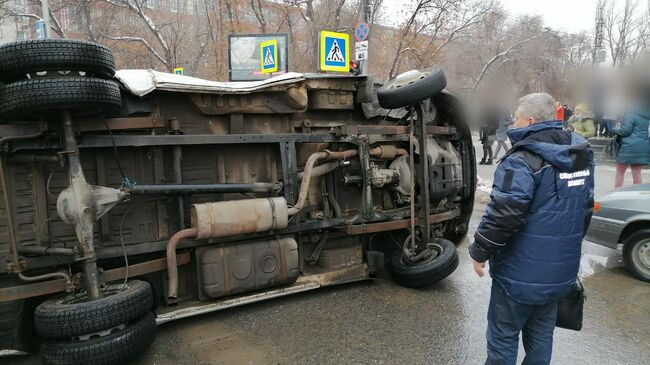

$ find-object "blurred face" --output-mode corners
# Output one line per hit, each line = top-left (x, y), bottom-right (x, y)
(513, 106), (536, 129)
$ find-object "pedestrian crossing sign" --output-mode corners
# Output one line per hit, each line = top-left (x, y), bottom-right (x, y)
(260, 39), (278, 74)
(320, 31), (349, 72)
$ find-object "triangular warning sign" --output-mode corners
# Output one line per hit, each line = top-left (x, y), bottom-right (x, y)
(264, 47), (274, 66)
(326, 39), (345, 62)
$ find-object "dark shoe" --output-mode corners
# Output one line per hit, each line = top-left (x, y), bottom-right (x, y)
(479, 159), (486, 165)
(486, 160), (493, 165)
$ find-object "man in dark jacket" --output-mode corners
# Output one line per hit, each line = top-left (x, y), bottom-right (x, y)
(469, 93), (595, 365)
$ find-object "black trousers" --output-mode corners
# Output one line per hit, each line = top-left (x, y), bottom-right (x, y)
(482, 142), (493, 161)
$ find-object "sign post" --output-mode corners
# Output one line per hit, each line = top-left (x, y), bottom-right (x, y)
(355, 41), (368, 61)
(35, 20), (46, 39)
(319, 31), (350, 73)
(260, 39), (278, 74)
(354, 22), (370, 75)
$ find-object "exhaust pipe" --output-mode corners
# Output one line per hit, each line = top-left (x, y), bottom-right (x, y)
(165, 149), (358, 300)
(287, 149), (357, 216)
(166, 228), (198, 300)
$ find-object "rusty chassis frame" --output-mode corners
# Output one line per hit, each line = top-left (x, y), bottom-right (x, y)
(0, 85), (474, 311)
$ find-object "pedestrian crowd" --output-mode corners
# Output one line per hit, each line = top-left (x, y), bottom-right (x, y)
(479, 97), (650, 188)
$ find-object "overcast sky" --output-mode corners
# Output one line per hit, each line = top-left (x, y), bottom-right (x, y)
(381, 0), (612, 35)
(499, 0), (596, 34)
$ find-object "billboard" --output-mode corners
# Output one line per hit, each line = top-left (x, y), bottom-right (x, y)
(228, 33), (288, 81)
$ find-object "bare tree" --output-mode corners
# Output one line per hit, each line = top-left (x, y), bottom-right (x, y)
(386, 0), (433, 79)
(250, 0), (267, 32)
(471, 34), (542, 91)
(0, 0), (67, 38)
(386, 0), (494, 80)
(284, 0), (349, 63)
(604, 0), (642, 65)
(97, 0), (173, 71)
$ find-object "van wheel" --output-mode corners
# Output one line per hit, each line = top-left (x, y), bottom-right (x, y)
(623, 229), (650, 282)
(41, 312), (156, 365)
(0, 39), (115, 82)
(377, 68), (447, 109)
(35, 280), (153, 339)
(389, 238), (459, 287)
(0, 77), (121, 117)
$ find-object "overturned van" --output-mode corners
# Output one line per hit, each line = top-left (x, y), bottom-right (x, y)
(0, 40), (475, 364)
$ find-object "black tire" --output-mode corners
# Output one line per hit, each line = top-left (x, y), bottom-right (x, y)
(623, 229), (650, 282)
(0, 77), (122, 117)
(35, 280), (153, 339)
(389, 238), (459, 287)
(41, 311), (156, 365)
(0, 39), (115, 82)
(377, 68), (447, 109)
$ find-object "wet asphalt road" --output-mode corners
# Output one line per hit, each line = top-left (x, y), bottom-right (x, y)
(5, 152), (650, 365)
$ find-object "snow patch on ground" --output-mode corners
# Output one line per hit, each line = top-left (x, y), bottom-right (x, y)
(476, 175), (493, 204)
(476, 175), (493, 193)
(0, 350), (28, 356)
(579, 241), (624, 278)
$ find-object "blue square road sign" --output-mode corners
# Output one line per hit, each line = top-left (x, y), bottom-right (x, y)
(320, 31), (349, 72)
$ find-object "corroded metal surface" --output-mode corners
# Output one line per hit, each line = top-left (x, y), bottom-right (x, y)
(344, 209), (461, 235)
(191, 197), (288, 240)
(188, 85), (308, 115)
(0, 73), (476, 311)
(197, 236), (299, 299)
(101, 253), (191, 283)
(155, 263), (370, 325)
(166, 228), (198, 300)
(0, 277), (70, 303)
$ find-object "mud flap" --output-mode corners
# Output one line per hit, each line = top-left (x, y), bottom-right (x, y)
(366, 250), (385, 278)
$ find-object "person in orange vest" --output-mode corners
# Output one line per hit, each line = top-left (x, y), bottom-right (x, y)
(556, 101), (564, 121)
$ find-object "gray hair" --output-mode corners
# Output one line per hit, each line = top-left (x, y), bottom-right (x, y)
(516, 93), (556, 122)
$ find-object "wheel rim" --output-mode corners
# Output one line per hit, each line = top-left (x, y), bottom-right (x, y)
(390, 69), (431, 89)
(400, 241), (443, 266)
(634, 238), (650, 276)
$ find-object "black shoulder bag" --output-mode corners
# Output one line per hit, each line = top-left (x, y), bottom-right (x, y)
(603, 136), (621, 159)
(556, 279), (586, 331)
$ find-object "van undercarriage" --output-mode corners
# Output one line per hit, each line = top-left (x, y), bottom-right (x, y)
(0, 40), (475, 364)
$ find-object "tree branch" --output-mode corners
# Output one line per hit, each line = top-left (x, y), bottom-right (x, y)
(105, 35), (167, 66)
(472, 34), (542, 91)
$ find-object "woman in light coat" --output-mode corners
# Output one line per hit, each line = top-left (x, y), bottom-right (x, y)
(566, 103), (596, 139)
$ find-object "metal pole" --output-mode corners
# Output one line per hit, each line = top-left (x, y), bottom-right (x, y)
(169, 118), (185, 228)
(41, 0), (51, 38)
(126, 183), (280, 195)
(360, 0), (370, 75)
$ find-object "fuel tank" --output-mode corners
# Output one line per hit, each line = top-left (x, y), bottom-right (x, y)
(196, 236), (299, 299)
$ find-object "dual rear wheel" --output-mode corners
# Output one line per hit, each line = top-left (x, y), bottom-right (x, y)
(0, 39), (148, 365)
(35, 280), (156, 365)
(0, 39), (121, 119)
